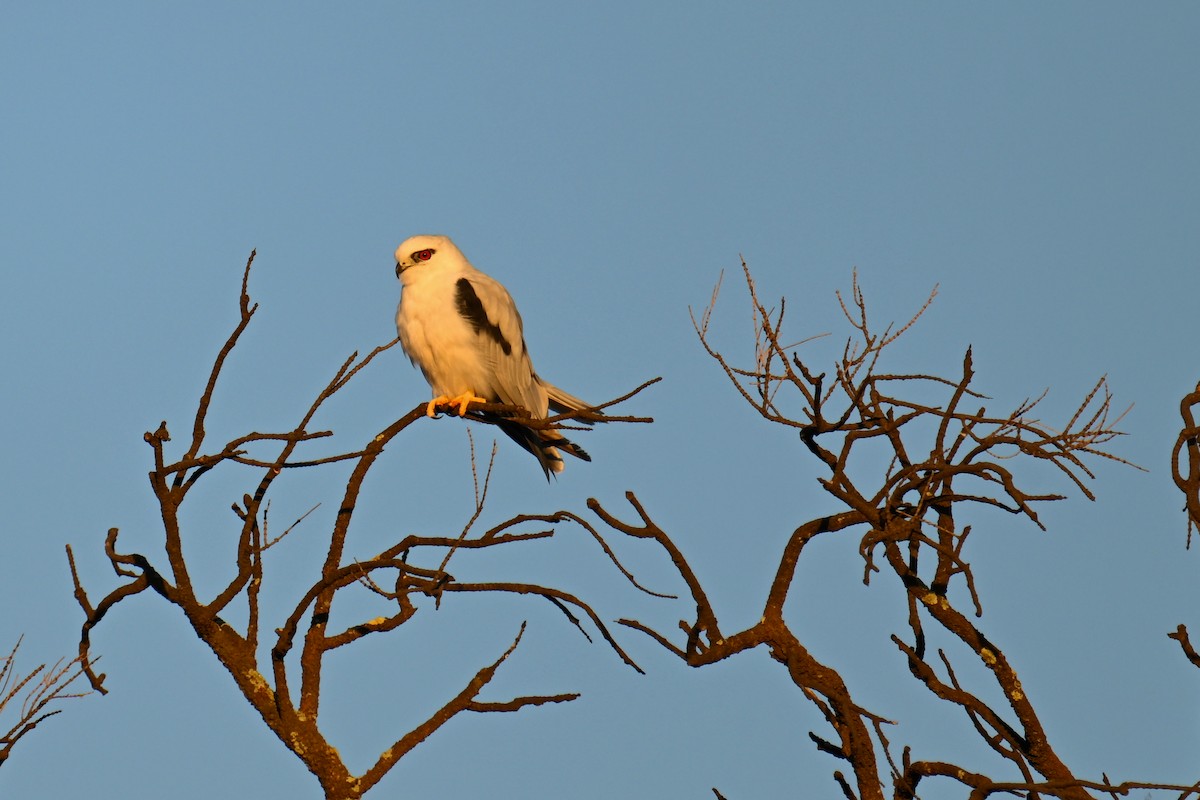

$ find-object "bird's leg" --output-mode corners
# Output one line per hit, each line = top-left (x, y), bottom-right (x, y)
(426, 392), (489, 418)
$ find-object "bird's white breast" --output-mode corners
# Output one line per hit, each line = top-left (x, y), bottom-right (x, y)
(396, 267), (494, 399)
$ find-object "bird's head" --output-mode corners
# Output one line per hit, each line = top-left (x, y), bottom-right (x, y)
(394, 234), (464, 281)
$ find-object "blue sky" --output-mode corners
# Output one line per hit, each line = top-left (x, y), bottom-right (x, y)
(2, 4), (1198, 798)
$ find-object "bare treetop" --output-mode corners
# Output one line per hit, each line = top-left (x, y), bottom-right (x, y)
(591, 261), (1182, 800)
(59, 251), (1200, 800)
(66, 251), (657, 800)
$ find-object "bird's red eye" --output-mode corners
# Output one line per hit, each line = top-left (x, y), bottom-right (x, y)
(414, 249), (434, 261)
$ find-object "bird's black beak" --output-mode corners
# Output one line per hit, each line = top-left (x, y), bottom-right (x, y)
(395, 261), (404, 278)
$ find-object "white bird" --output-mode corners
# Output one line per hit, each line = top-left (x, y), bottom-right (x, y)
(394, 234), (597, 477)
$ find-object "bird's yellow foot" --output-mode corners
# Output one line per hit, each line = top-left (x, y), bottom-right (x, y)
(426, 392), (489, 417)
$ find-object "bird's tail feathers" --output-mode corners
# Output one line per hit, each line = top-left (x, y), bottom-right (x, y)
(543, 382), (604, 423)
(493, 418), (591, 480)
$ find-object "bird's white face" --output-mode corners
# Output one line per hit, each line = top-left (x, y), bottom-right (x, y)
(395, 234), (458, 281)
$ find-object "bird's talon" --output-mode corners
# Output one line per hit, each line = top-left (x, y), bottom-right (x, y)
(426, 393), (486, 418)
(450, 392), (488, 416)
(426, 396), (454, 417)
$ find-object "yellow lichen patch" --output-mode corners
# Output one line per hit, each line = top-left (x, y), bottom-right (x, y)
(1010, 688), (1024, 701)
(980, 648), (997, 666)
(245, 669), (270, 692)
(922, 592), (939, 606)
(368, 617), (387, 626)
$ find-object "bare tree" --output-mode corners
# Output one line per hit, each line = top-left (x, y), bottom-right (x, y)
(0, 638), (89, 768)
(65, 251), (1199, 799)
(588, 261), (1196, 800)
(66, 251), (657, 800)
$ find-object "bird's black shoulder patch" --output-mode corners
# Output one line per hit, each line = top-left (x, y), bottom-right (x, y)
(455, 278), (512, 355)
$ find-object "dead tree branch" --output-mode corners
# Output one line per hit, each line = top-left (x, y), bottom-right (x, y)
(1172, 382), (1200, 542)
(599, 261), (1178, 800)
(0, 638), (91, 768)
(1171, 382), (1200, 670)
